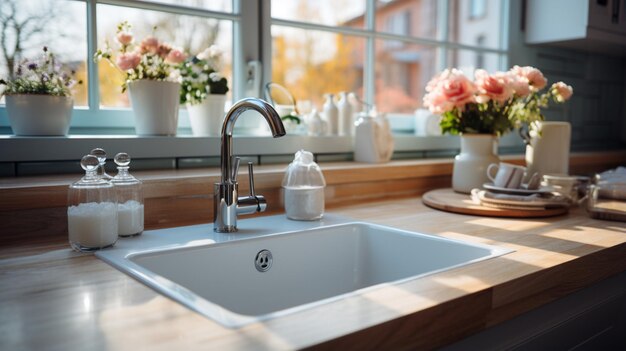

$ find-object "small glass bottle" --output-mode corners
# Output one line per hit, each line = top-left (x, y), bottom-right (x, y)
(67, 155), (118, 252)
(90, 148), (113, 180)
(111, 152), (144, 237)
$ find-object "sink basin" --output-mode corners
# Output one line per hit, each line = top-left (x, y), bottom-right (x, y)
(97, 214), (511, 327)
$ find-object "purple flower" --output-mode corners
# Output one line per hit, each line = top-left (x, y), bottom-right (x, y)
(27, 62), (38, 70)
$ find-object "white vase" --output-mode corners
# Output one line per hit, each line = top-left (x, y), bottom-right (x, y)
(323, 94), (338, 135)
(187, 94), (227, 136)
(452, 134), (500, 194)
(354, 114), (394, 163)
(524, 121), (571, 177)
(128, 80), (180, 136)
(6, 95), (72, 136)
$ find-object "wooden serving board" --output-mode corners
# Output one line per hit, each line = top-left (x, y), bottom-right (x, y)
(422, 188), (569, 218)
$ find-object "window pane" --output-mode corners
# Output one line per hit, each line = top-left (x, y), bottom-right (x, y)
(271, 26), (364, 113)
(97, 4), (233, 108)
(375, 0), (439, 40)
(0, 0), (88, 105)
(375, 40), (438, 114)
(272, 0), (366, 28)
(448, 0), (502, 49)
(447, 49), (502, 74)
(142, 0), (233, 13)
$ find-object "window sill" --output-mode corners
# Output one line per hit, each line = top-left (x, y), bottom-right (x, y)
(0, 133), (525, 163)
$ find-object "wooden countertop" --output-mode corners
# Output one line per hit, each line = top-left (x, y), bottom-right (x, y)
(2, 196), (625, 350)
(1, 151), (625, 349)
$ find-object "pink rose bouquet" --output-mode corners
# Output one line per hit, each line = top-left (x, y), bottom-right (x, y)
(423, 66), (573, 136)
(94, 21), (187, 92)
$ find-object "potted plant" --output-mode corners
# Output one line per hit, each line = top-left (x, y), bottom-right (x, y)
(95, 21), (186, 136)
(179, 45), (229, 136)
(0, 47), (82, 136)
(423, 66), (573, 193)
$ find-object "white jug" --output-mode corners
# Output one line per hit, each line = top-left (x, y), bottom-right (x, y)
(354, 111), (394, 163)
(522, 121), (571, 177)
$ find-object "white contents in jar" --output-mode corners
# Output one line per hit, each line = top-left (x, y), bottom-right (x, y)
(284, 186), (325, 220)
(68, 202), (118, 249)
(118, 200), (144, 236)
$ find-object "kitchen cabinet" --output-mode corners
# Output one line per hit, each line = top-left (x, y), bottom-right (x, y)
(525, 0), (626, 55)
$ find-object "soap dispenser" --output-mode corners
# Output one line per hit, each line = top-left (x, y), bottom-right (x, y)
(67, 155), (118, 252)
(111, 152), (144, 237)
(282, 150), (326, 221)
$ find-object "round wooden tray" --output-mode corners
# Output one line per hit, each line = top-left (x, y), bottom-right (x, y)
(422, 188), (569, 218)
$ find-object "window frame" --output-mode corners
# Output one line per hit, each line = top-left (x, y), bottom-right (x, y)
(0, 0), (521, 165)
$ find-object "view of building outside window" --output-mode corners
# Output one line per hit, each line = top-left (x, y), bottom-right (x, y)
(96, 3), (233, 108)
(0, 0), (88, 105)
(145, 0), (233, 12)
(272, 0), (505, 116)
(271, 26), (364, 113)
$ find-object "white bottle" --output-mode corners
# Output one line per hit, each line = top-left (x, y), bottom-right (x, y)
(282, 150), (326, 221)
(337, 92), (353, 136)
(354, 108), (394, 163)
(323, 94), (339, 135)
(306, 109), (326, 136)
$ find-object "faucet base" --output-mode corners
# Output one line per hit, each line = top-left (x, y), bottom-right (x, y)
(213, 182), (238, 233)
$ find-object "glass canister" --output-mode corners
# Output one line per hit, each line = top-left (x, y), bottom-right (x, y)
(67, 155), (118, 252)
(111, 152), (144, 237)
(587, 181), (626, 222)
(282, 150), (326, 220)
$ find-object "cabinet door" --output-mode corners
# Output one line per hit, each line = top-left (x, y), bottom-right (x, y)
(588, 0), (626, 35)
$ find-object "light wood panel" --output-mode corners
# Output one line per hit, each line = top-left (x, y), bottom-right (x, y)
(1, 197), (625, 350)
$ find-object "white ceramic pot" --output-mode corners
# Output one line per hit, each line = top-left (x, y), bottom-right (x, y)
(128, 80), (180, 136)
(524, 121), (571, 177)
(187, 94), (227, 136)
(452, 134), (500, 194)
(6, 95), (72, 136)
(354, 114), (394, 163)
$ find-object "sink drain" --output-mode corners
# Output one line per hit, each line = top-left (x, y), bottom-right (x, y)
(254, 249), (273, 272)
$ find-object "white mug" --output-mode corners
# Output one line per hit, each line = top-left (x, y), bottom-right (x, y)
(487, 163), (526, 189)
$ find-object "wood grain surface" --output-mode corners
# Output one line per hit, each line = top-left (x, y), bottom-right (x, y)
(1, 151), (625, 350)
(1, 198), (625, 350)
(422, 188), (569, 218)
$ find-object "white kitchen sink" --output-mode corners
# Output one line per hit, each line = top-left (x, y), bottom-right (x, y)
(97, 214), (511, 327)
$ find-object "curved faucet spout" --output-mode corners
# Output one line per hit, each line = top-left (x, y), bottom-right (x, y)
(220, 98), (286, 184)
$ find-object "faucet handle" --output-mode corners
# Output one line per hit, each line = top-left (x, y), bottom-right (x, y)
(247, 162), (256, 197)
(231, 156), (241, 182)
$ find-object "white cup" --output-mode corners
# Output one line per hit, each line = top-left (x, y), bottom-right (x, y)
(487, 163), (527, 189)
(542, 174), (580, 203)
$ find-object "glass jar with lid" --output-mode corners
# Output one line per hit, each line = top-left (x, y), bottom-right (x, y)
(67, 155), (118, 252)
(111, 152), (144, 237)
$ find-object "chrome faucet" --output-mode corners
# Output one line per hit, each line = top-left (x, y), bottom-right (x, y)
(214, 98), (286, 232)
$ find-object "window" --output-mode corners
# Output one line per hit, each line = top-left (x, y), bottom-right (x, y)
(272, 0), (509, 115)
(1, 1), (513, 159)
(475, 35), (486, 68)
(469, 0), (487, 19)
(0, 0), (238, 133)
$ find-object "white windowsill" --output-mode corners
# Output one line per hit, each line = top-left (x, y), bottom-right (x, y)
(0, 133), (524, 163)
